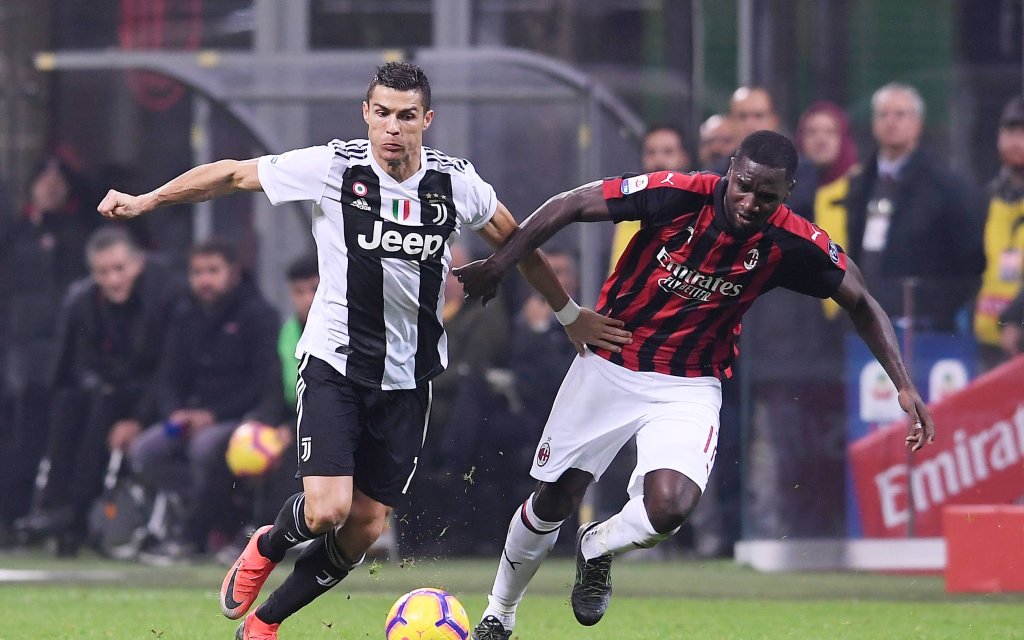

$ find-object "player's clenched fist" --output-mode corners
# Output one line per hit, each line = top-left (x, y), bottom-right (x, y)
(97, 189), (150, 219)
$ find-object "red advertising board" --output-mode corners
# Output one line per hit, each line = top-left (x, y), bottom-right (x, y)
(849, 356), (1024, 537)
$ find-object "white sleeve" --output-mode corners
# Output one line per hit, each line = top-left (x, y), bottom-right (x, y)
(257, 145), (334, 206)
(460, 162), (499, 230)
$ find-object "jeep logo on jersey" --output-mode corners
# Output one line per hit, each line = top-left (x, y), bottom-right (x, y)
(356, 219), (446, 261)
(656, 247), (743, 301)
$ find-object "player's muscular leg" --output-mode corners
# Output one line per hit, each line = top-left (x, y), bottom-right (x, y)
(301, 475), (354, 534)
(531, 468), (594, 522)
(642, 469), (702, 534)
(333, 489), (390, 561)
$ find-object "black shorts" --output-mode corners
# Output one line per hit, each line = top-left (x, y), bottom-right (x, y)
(296, 354), (431, 507)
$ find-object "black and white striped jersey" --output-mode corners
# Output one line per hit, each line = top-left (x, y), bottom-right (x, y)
(258, 139), (497, 390)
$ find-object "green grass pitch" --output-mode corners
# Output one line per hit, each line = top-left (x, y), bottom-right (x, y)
(0, 553), (1022, 639)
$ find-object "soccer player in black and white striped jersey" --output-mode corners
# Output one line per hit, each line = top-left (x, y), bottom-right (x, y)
(99, 62), (632, 640)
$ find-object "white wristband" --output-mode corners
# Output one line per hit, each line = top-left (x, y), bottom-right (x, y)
(554, 298), (582, 325)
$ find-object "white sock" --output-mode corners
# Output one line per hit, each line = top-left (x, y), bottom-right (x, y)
(482, 494), (563, 630)
(581, 495), (671, 560)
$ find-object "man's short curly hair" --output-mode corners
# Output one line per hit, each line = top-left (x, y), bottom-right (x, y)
(735, 130), (798, 181)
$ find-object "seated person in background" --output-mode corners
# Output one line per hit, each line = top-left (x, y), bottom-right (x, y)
(130, 238), (282, 562)
(15, 227), (181, 555)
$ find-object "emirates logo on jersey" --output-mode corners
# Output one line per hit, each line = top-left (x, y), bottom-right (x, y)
(656, 247), (743, 301)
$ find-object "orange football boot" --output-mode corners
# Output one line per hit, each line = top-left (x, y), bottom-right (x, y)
(221, 525), (277, 620)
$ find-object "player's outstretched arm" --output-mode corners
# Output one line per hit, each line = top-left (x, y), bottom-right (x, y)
(470, 198), (630, 355)
(832, 258), (935, 451)
(455, 181), (609, 303)
(97, 158), (262, 220)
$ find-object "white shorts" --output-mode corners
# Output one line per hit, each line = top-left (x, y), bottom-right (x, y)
(530, 353), (722, 496)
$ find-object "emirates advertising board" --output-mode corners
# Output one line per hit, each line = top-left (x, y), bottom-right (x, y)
(843, 336), (1024, 537)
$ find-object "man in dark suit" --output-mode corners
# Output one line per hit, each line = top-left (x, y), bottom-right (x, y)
(846, 82), (985, 332)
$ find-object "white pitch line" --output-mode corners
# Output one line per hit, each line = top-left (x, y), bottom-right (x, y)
(0, 569), (125, 583)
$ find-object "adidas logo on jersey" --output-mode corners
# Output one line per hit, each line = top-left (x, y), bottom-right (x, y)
(351, 197), (371, 211)
(357, 220), (445, 261)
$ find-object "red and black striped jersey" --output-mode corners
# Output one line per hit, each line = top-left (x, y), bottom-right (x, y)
(594, 170), (847, 378)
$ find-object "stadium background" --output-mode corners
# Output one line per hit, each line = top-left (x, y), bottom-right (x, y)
(1, 1), (1024, 638)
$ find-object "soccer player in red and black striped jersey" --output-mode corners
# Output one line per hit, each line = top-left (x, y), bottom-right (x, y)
(460, 131), (937, 640)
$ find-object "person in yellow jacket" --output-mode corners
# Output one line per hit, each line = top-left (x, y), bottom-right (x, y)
(608, 125), (691, 270)
(975, 96), (1024, 370)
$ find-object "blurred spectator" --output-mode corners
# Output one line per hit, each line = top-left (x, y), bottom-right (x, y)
(427, 243), (511, 441)
(258, 253), (319, 509)
(610, 125), (692, 268)
(510, 249), (600, 553)
(130, 239), (282, 561)
(797, 101), (861, 311)
(218, 254), (317, 563)
(698, 114), (737, 170)
(511, 249), (580, 428)
(744, 101), (859, 540)
(640, 124), (691, 174)
(279, 254), (319, 412)
(14, 227), (182, 555)
(717, 87), (818, 209)
(1000, 286), (1024, 357)
(402, 242), (512, 556)
(846, 82), (984, 332)
(729, 86), (780, 138)
(974, 96), (1024, 370)
(0, 157), (92, 539)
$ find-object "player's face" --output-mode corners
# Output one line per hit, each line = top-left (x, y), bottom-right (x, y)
(801, 112), (841, 168)
(724, 156), (793, 236)
(998, 124), (1024, 169)
(363, 86), (433, 169)
(872, 90), (922, 155)
(188, 253), (237, 307)
(642, 130), (690, 173)
(288, 276), (319, 325)
(89, 243), (144, 305)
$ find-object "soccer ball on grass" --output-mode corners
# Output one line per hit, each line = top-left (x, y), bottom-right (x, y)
(385, 588), (470, 640)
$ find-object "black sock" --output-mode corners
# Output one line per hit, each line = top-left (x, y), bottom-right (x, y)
(255, 529), (361, 624)
(258, 492), (316, 563)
